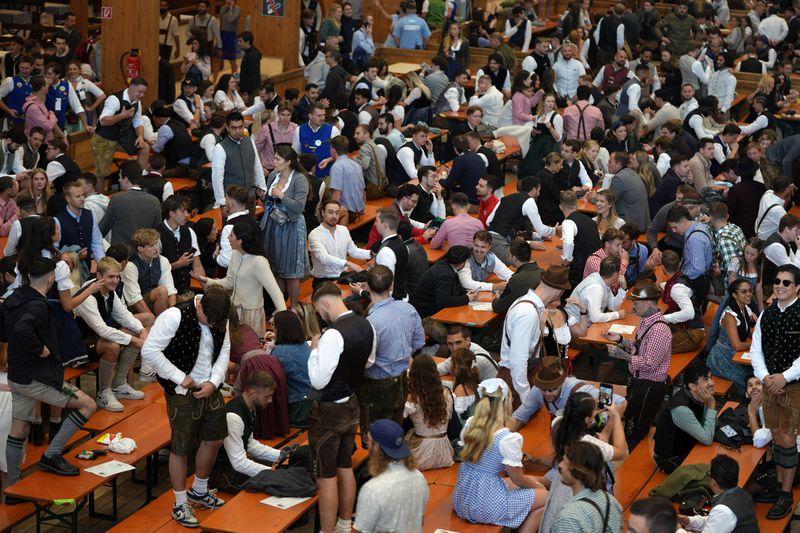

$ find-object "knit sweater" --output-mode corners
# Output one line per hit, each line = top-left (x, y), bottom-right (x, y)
(206, 252), (287, 312)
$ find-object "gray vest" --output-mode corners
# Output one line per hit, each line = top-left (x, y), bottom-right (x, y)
(433, 82), (463, 115)
(424, 71), (450, 105)
(0, 144), (13, 175)
(565, 272), (613, 326)
(220, 136), (257, 189)
(469, 253), (496, 283)
(679, 55), (700, 90)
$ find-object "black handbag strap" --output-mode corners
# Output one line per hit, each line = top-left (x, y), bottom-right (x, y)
(578, 492), (611, 532)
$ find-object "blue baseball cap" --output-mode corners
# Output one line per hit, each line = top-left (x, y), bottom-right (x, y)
(368, 419), (410, 460)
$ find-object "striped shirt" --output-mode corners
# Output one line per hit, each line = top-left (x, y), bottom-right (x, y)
(551, 488), (623, 533)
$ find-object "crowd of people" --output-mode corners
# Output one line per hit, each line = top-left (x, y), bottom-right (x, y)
(0, 0), (799, 531)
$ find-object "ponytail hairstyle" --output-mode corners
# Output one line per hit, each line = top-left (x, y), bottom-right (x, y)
(452, 348), (480, 396)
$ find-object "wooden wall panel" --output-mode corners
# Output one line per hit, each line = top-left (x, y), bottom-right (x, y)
(242, 0), (302, 71)
(70, 0), (89, 36)
(100, 0), (160, 106)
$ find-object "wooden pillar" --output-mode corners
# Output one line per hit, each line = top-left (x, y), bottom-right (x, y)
(363, 0), (401, 46)
(242, 0), (302, 71)
(70, 0), (88, 36)
(100, 0), (160, 106)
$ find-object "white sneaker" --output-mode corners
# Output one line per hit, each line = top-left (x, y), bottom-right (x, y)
(97, 389), (124, 412)
(138, 363), (156, 383)
(113, 383), (145, 400)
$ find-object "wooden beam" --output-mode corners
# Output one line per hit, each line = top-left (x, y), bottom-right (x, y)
(70, 0), (89, 37)
(245, 0), (302, 71)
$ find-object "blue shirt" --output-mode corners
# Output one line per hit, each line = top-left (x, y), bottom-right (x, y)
(330, 156), (366, 213)
(681, 222), (714, 280)
(625, 242), (649, 286)
(271, 343), (312, 404)
(55, 208), (106, 262)
(366, 297), (425, 379)
(394, 14), (431, 50)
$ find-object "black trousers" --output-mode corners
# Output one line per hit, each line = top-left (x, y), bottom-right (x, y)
(624, 376), (668, 450)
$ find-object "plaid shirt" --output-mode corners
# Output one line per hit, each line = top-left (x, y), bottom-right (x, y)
(583, 248), (629, 281)
(714, 222), (745, 275)
(628, 311), (672, 382)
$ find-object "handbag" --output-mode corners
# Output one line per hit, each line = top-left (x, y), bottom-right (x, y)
(269, 205), (289, 225)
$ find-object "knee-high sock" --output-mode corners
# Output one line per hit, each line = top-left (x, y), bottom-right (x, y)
(98, 359), (116, 392)
(5, 436), (24, 485)
(45, 410), (88, 458)
(112, 346), (140, 389)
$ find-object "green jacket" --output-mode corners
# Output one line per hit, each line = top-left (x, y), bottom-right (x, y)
(654, 13), (701, 55)
(650, 463), (712, 500)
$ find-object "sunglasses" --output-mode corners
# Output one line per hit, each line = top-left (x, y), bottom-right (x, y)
(774, 278), (795, 287)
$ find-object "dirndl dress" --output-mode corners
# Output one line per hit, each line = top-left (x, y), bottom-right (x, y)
(261, 203), (309, 280)
(220, 31), (237, 60)
(452, 427), (535, 528)
(520, 114), (559, 177)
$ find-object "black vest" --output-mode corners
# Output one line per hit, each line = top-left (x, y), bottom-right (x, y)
(508, 18), (528, 48)
(558, 160), (582, 190)
(21, 143), (40, 170)
(157, 221), (192, 294)
(379, 234), (409, 300)
(712, 488), (759, 533)
(758, 298), (800, 376)
(300, 24), (318, 66)
(308, 311), (374, 402)
(670, 275), (704, 329)
(374, 137), (404, 186)
(162, 118), (195, 168)
(140, 173), (167, 201)
(52, 153), (81, 194)
(566, 210), (601, 284)
(682, 108), (704, 140)
(217, 395), (255, 470)
(16, 215), (38, 252)
(762, 232), (793, 288)
(654, 387), (706, 460)
(484, 67), (509, 93)
(598, 15), (621, 51)
(739, 57), (764, 74)
(75, 282), (117, 337)
(158, 299), (225, 394)
(55, 208), (94, 256)
(174, 94), (196, 126)
(489, 192), (530, 241)
(129, 253), (162, 295)
(96, 90), (138, 142)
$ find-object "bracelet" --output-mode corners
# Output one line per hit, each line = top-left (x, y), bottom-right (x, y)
(580, 310), (588, 315)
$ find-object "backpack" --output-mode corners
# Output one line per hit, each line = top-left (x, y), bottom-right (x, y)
(714, 404), (753, 448)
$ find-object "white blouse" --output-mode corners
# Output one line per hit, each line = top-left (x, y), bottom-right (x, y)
(459, 417), (525, 467)
(214, 89), (245, 112)
(535, 110), (563, 142)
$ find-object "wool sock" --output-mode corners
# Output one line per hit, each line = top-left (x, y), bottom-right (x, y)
(44, 410), (87, 458)
(5, 436), (24, 485)
(112, 346), (140, 389)
(99, 359), (116, 392)
(192, 476), (209, 494)
(174, 490), (187, 506)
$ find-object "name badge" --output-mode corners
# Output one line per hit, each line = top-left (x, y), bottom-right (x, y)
(55, 98), (62, 112)
(315, 140), (321, 147)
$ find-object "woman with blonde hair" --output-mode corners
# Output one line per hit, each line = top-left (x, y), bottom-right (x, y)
(629, 150), (661, 197)
(319, 3), (343, 44)
(521, 92), (563, 176)
(578, 140), (604, 183)
(593, 189), (624, 236)
(404, 354), (454, 470)
(20, 168), (51, 215)
(292, 301), (321, 340)
(452, 379), (548, 533)
(403, 71), (432, 126)
(439, 20), (470, 79)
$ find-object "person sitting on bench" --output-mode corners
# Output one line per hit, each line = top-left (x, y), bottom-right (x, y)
(74, 257), (148, 412)
(508, 356), (625, 431)
(121, 228), (177, 316)
(436, 324), (498, 381)
(211, 370), (288, 493)
(677, 454), (758, 533)
(653, 359), (717, 474)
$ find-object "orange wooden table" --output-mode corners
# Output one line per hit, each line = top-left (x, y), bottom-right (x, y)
(733, 350), (751, 365)
(576, 193), (598, 215)
(430, 292), (498, 327)
(167, 177), (196, 192)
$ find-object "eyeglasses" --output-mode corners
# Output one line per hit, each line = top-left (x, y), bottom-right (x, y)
(774, 278), (795, 287)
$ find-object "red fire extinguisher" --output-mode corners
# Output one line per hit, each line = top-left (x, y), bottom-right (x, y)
(120, 49), (140, 84)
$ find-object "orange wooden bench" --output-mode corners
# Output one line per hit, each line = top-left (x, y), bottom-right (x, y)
(21, 430), (89, 472)
(82, 382), (164, 434)
(614, 434), (659, 510)
(0, 501), (36, 533)
(422, 495), (502, 533)
(63, 362), (99, 389)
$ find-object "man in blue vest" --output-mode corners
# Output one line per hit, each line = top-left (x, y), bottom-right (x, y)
(292, 102), (340, 178)
(0, 54), (33, 126)
(55, 181), (105, 274)
(44, 62), (88, 134)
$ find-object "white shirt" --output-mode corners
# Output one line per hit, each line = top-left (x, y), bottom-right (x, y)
(750, 298), (800, 383)
(74, 285), (144, 346)
(396, 142), (435, 182)
(656, 152), (672, 177)
(353, 462), (429, 533)
(505, 19), (532, 52)
(734, 58), (766, 74)
(521, 55), (537, 76)
(13, 144), (40, 173)
(553, 58), (586, 98)
(469, 86), (504, 128)
(437, 342), (498, 381)
(213, 89), (245, 112)
(141, 297), (230, 395)
(679, 98), (699, 120)
(157, 219), (200, 258)
(475, 69), (511, 92)
(534, 111), (563, 142)
(500, 290), (545, 403)
(457, 256), (513, 291)
(172, 95), (203, 125)
(199, 131), (219, 163)
(211, 136), (266, 207)
(308, 311), (376, 400)
(646, 102), (681, 132)
(763, 239), (800, 270)
(99, 89), (143, 129)
(223, 411), (280, 477)
(217, 210), (248, 268)
(290, 122), (341, 155)
(687, 113), (718, 140)
(121, 255), (177, 305)
(308, 224), (372, 278)
(45, 158), (67, 182)
(375, 234), (400, 273)
(755, 190), (785, 240)
(661, 280), (695, 324)
(739, 113), (771, 136)
(580, 281), (626, 323)
(707, 69), (737, 112)
(759, 14), (789, 43)
(441, 84), (467, 112)
(488, 196), (556, 240)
